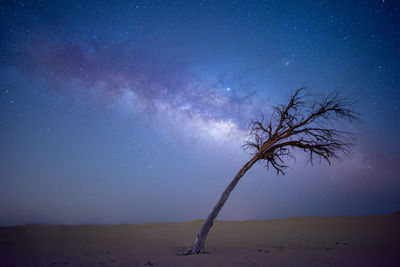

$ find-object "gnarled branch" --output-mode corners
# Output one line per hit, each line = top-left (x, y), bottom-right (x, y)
(243, 88), (359, 174)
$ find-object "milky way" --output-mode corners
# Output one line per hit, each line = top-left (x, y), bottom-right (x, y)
(25, 40), (257, 142)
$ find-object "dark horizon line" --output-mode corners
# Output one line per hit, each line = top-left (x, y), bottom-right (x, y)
(2, 211), (399, 228)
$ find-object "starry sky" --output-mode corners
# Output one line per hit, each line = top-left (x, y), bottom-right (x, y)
(1, 0), (399, 226)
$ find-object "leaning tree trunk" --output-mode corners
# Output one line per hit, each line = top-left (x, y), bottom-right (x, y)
(179, 155), (259, 255)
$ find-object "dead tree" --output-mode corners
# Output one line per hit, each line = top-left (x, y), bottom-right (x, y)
(179, 88), (359, 255)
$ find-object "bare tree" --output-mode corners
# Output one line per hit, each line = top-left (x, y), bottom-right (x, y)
(180, 88), (360, 255)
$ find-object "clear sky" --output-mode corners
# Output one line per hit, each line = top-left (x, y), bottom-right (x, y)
(1, 0), (399, 226)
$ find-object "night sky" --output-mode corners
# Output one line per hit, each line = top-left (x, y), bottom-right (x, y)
(1, 0), (399, 226)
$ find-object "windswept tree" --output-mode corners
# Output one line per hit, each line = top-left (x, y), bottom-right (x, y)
(180, 88), (359, 255)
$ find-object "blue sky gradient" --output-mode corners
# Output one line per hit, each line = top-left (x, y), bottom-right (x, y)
(1, 0), (399, 225)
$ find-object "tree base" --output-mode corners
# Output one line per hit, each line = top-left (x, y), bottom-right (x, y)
(178, 238), (209, 256)
(178, 246), (207, 256)
(177, 235), (208, 256)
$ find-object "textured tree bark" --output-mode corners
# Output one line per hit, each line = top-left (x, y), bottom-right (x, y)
(179, 155), (259, 255)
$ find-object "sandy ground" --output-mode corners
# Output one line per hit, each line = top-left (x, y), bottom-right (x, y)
(1, 214), (399, 266)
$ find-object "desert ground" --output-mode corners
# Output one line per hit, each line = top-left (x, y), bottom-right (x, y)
(1, 214), (399, 266)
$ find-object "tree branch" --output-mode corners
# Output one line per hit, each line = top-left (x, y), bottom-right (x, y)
(243, 88), (359, 174)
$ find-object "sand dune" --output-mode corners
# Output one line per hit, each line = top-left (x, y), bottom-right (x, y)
(1, 214), (399, 266)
